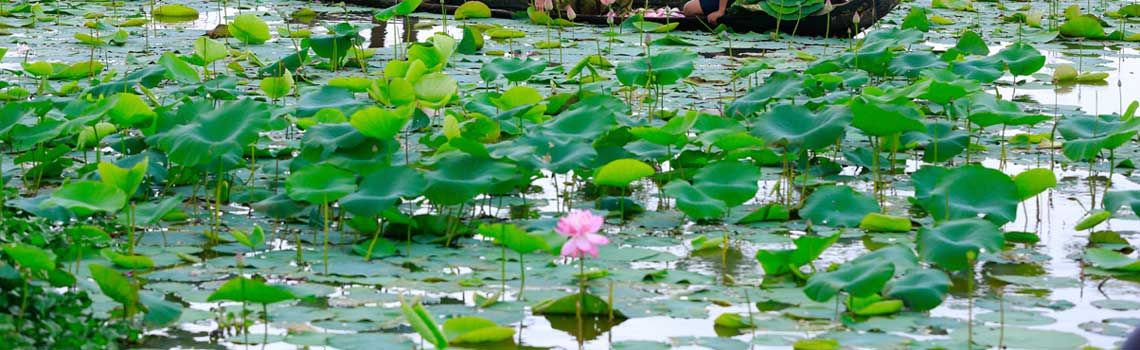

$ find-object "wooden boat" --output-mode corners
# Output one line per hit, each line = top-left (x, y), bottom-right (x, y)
(354, 0), (899, 37)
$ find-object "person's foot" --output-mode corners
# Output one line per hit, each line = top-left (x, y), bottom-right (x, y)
(681, 0), (704, 17)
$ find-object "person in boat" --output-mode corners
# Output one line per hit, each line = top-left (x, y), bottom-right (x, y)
(681, 0), (730, 24)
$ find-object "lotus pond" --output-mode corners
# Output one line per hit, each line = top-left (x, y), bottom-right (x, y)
(3, 0), (1140, 349)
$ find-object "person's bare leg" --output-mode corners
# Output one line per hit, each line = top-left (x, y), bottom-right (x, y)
(682, 0), (704, 17)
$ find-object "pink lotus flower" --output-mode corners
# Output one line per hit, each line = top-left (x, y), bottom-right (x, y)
(606, 10), (616, 25)
(536, 0), (553, 12)
(556, 210), (608, 258)
(600, 0), (616, 6)
(565, 5), (576, 21)
(15, 43), (29, 56)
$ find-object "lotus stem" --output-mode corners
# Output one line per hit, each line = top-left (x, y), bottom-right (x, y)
(323, 200), (330, 274)
(128, 202), (136, 256)
(364, 218), (383, 261)
(519, 252), (526, 301)
(17, 275), (28, 333)
(501, 242), (507, 300)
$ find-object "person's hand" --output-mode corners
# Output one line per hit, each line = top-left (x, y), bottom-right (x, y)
(708, 9), (725, 24)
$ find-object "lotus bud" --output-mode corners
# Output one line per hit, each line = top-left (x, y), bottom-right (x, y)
(606, 11), (616, 25)
(600, 0), (616, 6)
(235, 252), (245, 267)
(823, 0), (834, 13)
(565, 5), (576, 21)
(853, 11), (862, 26)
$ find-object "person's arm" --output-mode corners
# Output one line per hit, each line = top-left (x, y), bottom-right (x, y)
(708, 0), (728, 24)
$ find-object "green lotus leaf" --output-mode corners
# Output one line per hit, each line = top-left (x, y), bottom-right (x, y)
(952, 55), (1005, 83)
(889, 51), (948, 78)
(153, 4), (199, 19)
(1074, 210), (1110, 231)
(260, 70), (294, 99)
(1059, 15), (1106, 38)
(423, 153), (516, 206)
(480, 57), (547, 83)
(958, 93), (1049, 128)
(756, 233), (840, 276)
(898, 121), (969, 163)
(912, 165), (1019, 225)
(444, 316), (515, 344)
(800, 186), (880, 227)
(859, 213), (912, 232)
(453, 1), (491, 19)
(349, 105), (412, 140)
(153, 99), (272, 170)
(2, 243), (56, 271)
(1056, 114), (1140, 161)
(916, 218), (1004, 271)
(753, 104), (850, 150)
(476, 223), (550, 254)
(140, 292), (183, 328)
(89, 264), (138, 313)
(804, 258), (895, 301)
(1084, 248), (1140, 272)
(285, 163), (357, 204)
(158, 52), (200, 83)
(230, 14), (271, 44)
(44, 181), (127, 216)
(996, 42), (1045, 77)
(208, 277), (297, 304)
(400, 296), (448, 349)
(104, 92), (155, 128)
(533, 293), (625, 317)
(884, 268), (950, 311)
(616, 51), (696, 87)
(232, 225), (265, 249)
(850, 95), (926, 137)
(374, 0), (423, 21)
(594, 158), (655, 188)
(341, 166), (426, 217)
(1012, 168), (1056, 201)
(1104, 190), (1140, 217)
(725, 71), (805, 118)
(690, 160), (760, 208)
(193, 37), (227, 64)
(663, 180), (727, 220)
(414, 72), (458, 107)
(98, 159), (146, 197)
